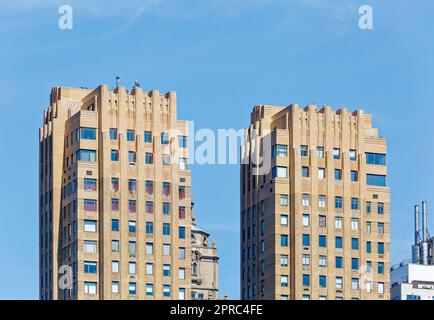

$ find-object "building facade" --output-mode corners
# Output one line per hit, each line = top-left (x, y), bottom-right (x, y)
(39, 84), (192, 300)
(191, 212), (220, 300)
(240, 104), (390, 300)
(391, 262), (434, 300)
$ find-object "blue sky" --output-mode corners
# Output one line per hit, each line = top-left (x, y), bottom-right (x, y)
(1, 0), (434, 299)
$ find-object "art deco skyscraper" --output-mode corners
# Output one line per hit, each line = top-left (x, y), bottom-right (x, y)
(240, 104), (390, 300)
(39, 84), (192, 300)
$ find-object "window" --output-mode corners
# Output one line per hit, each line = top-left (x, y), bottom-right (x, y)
(281, 235), (288, 247)
(318, 168), (325, 179)
(79, 128), (96, 140)
(146, 222), (154, 235)
(352, 258), (359, 270)
(128, 179), (137, 193)
(367, 261), (372, 273)
(163, 182), (171, 196)
(179, 247), (186, 260)
(367, 221), (372, 234)
(84, 282), (97, 295)
(319, 255), (327, 268)
(351, 171), (358, 182)
(162, 154), (170, 166)
(378, 282), (384, 294)
(146, 242), (153, 255)
(161, 132), (169, 145)
(146, 201), (154, 214)
(349, 149), (356, 161)
(317, 147), (324, 158)
(179, 186), (186, 199)
(111, 178), (119, 192)
(163, 244), (171, 256)
(302, 234), (310, 246)
(111, 219), (119, 232)
(78, 149), (96, 162)
(84, 261), (97, 274)
(352, 238), (359, 250)
(109, 128), (117, 140)
(84, 199), (97, 212)
(317, 214), (326, 228)
(111, 199), (119, 211)
(378, 222), (385, 235)
(128, 151), (136, 163)
(335, 237), (343, 249)
(319, 275), (327, 288)
(335, 277), (343, 289)
(127, 241), (136, 255)
(335, 217), (343, 229)
(351, 218), (359, 231)
(335, 196), (343, 209)
(111, 150), (119, 162)
(146, 181), (153, 195)
(146, 263), (154, 275)
(367, 241), (372, 254)
(302, 254), (310, 267)
(179, 227), (186, 239)
(161, 202), (170, 216)
(335, 257), (343, 269)
(128, 200), (136, 213)
(179, 206), (186, 219)
(178, 268), (185, 280)
(163, 264), (171, 277)
(377, 203), (385, 214)
(84, 179), (97, 191)
(163, 285), (171, 297)
(378, 242), (385, 255)
(280, 195), (289, 207)
(144, 131), (152, 143)
(302, 166), (309, 178)
(300, 145), (308, 157)
(333, 148), (340, 160)
(128, 221), (136, 233)
(318, 195), (326, 208)
(112, 281), (119, 294)
(129, 282), (136, 295)
(272, 166), (287, 178)
(366, 153), (386, 166)
(84, 240), (97, 253)
(366, 201), (372, 213)
(145, 153), (153, 165)
(378, 262), (384, 274)
(129, 262), (136, 274)
(179, 288), (186, 300)
(367, 174), (386, 187)
(351, 198), (359, 210)
(146, 284), (154, 296)
(112, 261), (119, 273)
(126, 130), (135, 142)
(303, 274), (310, 287)
(179, 158), (188, 170)
(280, 255), (288, 267)
(302, 214), (310, 227)
(351, 278), (359, 290)
(178, 136), (188, 148)
(319, 235), (327, 248)
(334, 169), (342, 181)
(272, 145), (288, 158)
(280, 275), (288, 287)
(281, 215), (288, 226)
(302, 194), (310, 206)
(302, 295), (310, 300)
(84, 220), (97, 232)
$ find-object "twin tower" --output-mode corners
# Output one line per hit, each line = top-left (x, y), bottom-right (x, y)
(39, 83), (390, 300)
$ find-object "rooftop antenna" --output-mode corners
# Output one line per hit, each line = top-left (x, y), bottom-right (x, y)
(134, 81), (141, 88)
(115, 76), (120, 88)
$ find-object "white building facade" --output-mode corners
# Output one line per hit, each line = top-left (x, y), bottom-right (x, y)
(391, 262), (434, 300)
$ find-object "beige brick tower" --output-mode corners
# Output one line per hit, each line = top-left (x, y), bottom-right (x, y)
(39, 84), (192, 300)
(240, 104), (390, 300)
